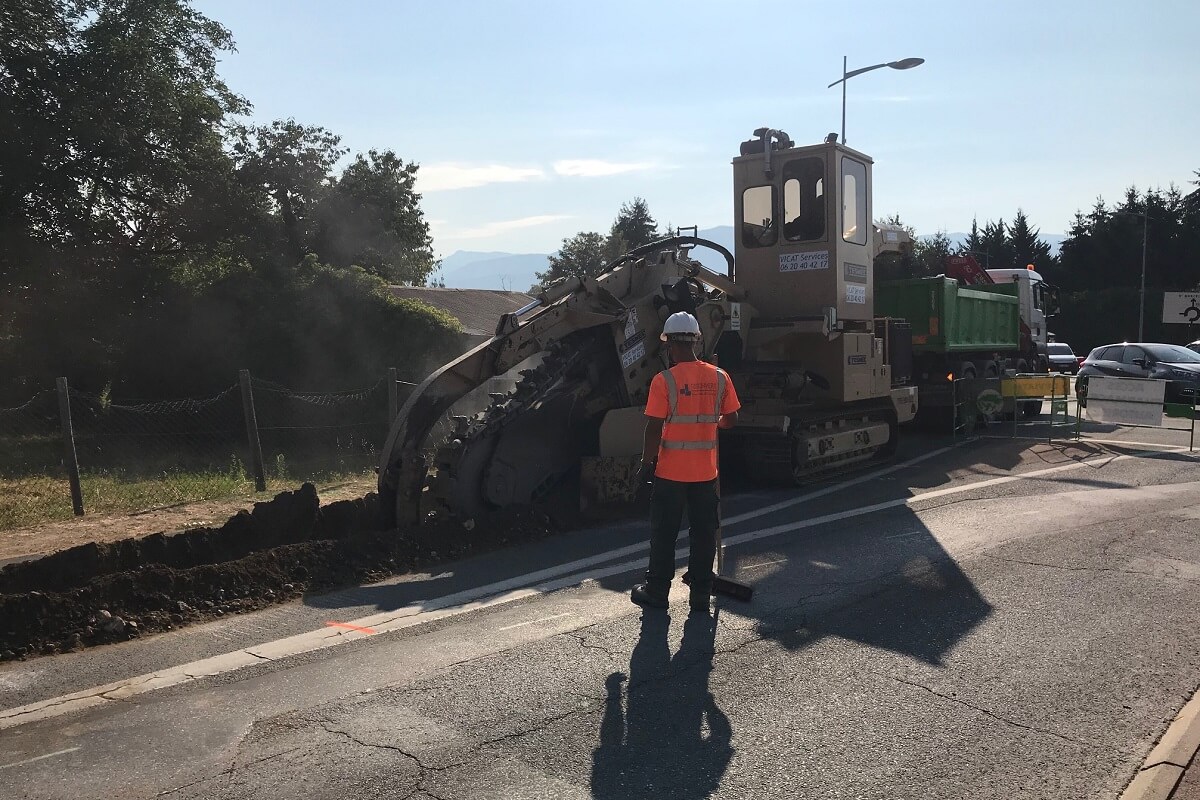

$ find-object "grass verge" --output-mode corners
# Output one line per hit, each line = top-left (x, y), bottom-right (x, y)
(0, 463), (376, 531)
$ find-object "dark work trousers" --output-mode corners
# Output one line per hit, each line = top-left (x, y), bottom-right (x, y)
(645, 477), (719, 599)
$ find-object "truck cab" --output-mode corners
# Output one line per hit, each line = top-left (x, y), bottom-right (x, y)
(985, 267), (1057, 363)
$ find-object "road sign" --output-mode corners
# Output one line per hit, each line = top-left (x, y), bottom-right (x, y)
(1163, 292), (1200, 324)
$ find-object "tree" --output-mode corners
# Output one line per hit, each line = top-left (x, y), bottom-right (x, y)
(314, 149), (437, 285)
(0, 0), (251, 390)
(231, 120), (346, 264)
(957, 218), (984, 257)
(1, 0), (247, 268)
(913, 231), (954, 276)
(1007, 209), (1052, 271)
(608, 197), (659, 255)
(0, 1), (460, 398)
(534, 232), (608, 287)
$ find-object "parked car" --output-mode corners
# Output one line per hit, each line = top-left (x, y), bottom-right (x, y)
(1187, 339), (1200, 354)
(1046, 342), (1079, 374)
(1075, 342), (1200, 406)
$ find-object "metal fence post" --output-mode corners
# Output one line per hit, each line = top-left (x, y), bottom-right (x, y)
(388, 367), (399, 424)
(55, 377), (85, 516)
(238, 370), (267, 491)
(1185, 398), (1195, 453)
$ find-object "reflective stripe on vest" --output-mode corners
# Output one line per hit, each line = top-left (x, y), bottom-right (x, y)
(660, 368), (726, 451)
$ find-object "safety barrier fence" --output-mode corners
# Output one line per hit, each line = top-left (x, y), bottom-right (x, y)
(950, 373), (1074, 443)
(949, 372), (1197, 452)
(0, 370), (418, 531)
(1074, 376), (1196, 451)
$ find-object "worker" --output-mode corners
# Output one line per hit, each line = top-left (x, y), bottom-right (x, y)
(631, 311), (740, 613)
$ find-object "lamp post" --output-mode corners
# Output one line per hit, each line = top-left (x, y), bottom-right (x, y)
(1113, 209), (1149, 341)
(827, 56), (924, 145)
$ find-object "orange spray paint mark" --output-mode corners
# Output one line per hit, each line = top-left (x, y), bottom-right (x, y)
(324, 621), (377, 634)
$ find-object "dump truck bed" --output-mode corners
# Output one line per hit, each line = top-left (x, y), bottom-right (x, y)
(876, 277), (1019, 353)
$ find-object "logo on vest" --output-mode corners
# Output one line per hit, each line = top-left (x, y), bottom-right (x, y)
(678, 381), (718, 397)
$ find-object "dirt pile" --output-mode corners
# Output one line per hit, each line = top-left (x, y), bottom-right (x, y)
(0, 485), (559, 661)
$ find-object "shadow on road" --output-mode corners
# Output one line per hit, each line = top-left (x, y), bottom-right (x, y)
(590, 611), (731, 800)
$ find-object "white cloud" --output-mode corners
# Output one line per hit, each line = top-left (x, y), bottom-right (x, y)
(417, 163), (545, 192)
(451, 214), (573, 240)
(552, 159), (657, 178)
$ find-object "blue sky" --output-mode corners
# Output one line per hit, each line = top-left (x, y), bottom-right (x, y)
(196, 0), (1199, 257)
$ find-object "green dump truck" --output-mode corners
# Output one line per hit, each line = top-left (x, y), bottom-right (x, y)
(876, 273), (1044, 421)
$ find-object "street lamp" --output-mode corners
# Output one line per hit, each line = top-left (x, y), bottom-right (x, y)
(1112, 209), (1149, 341)
(827, 57), (924, 146)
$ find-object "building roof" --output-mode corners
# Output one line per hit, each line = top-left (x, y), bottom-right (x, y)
(387, 287), (535, 337)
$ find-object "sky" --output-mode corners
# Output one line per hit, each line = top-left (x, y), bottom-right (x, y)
(195, 0), (1200, 258)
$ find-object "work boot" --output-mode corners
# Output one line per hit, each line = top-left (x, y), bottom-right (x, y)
(630, 583), (668, 609)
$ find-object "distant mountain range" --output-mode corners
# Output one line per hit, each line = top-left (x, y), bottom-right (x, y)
(435, 226), (1065, 291)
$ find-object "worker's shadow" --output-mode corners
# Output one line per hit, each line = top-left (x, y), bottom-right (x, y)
(590, 612), (732, 800)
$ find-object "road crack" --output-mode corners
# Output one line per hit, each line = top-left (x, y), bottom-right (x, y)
(980, 553), (1200, 582)
(565, 630), (617, 659)
(881, 673), (1089, 747)
(318, 721), (465, 800)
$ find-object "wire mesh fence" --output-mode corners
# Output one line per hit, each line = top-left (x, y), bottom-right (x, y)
(251, 377), (389, 487)
(0, 371), (422, 533)
(0, 391), (69, 530)
(67, 385), (256, 520)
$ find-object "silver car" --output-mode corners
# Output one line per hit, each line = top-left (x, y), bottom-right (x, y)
(1047, 342), (1079, 375)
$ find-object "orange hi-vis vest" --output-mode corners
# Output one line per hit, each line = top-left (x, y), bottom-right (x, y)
(646, 360), (739, 482)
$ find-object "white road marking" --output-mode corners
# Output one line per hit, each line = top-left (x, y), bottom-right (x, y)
(0, 446), (1178, 732)
(742, 558), (790, 571)
(1079, 438), (1192, 450)
(497, 613), (574, 631)
(721, 444), (958, 526)
(0, 747), (81, 770)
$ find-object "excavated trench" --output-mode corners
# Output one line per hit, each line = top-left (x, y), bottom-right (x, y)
(0, 484), (567, 661)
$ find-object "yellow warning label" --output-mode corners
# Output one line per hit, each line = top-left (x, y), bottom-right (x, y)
(1002, 376), (1070, 398)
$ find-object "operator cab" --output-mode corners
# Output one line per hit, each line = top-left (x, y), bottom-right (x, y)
(732, 128), (873, 326)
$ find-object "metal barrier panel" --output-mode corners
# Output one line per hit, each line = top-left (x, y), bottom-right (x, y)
(1075, 376), (1196, 451)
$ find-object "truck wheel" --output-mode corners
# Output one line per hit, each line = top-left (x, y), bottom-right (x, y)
(1021, 400), (1043, 418)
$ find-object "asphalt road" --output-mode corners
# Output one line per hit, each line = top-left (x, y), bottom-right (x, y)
(1, 418), (1198, 799)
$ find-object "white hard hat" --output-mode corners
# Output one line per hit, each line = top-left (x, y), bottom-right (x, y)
(660, 311), (701, 341)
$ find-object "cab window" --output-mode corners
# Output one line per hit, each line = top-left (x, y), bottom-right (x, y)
(841, 157), (868, 244)
(741, 185), (777, 248)
(782, 157), (825, 242)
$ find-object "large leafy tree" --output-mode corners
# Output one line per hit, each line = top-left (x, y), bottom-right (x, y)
(534, 231), (608, 287)
(0, 0), (455, 398)
(1, 0), (246, 269)
(1, 0), (250, 390)
(231, 120), (346, 265)
(314, 150), (437, 285)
